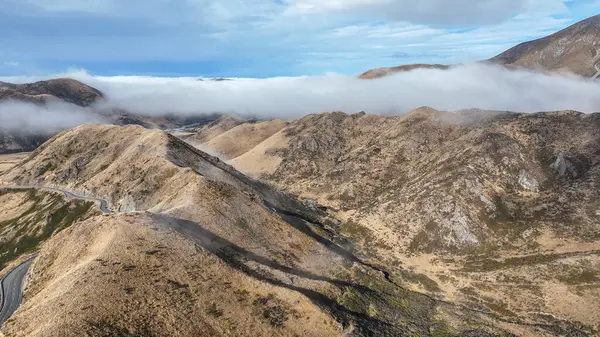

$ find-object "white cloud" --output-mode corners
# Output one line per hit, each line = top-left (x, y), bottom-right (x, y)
(284, 0), (568, 26)
(0, 0), (586, 75)
(92, 65), (600, 115)
(0, 100), (104, 132)
(2, 64), (600, 134)
(3, 61), (20, 67)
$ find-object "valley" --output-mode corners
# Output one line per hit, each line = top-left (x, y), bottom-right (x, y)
(1, 11), (600, 337)
(0, 118), (597, 336)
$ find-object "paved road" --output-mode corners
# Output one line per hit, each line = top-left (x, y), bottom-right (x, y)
(0, 185), (113, 326)
(0, 186), (112, 214)
(592, 47), (600, 80)
(0, 259), (34, 326)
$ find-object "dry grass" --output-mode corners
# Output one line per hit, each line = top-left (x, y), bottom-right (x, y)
(0, 153), (28, 174)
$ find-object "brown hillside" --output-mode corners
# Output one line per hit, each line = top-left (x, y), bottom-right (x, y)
(218, 108), (600, 333)
(0, 124), (533, 336)
(202, 119), (288, 159)
(184, 115), (247, 144)
(0, 78), (103, 107)
(489, 14), (600, 77)
(361, 15), (600, 79)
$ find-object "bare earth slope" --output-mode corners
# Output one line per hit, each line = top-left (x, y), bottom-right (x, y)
(221, 108), (600, 335)
(489, 14), (600, 77)
(0, 124), (542, 336)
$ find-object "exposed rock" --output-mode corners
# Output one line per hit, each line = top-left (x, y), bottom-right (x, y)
(518, 170), (540, 192)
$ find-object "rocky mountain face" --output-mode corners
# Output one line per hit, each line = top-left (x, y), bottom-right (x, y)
(361, 14), (600, 79)
(191, 108), (600, 335)
(0, 123), (555, 337)
(489, 14), (600, 77)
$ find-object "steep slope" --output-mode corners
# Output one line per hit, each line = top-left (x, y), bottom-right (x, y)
(0, 124), (549, 336)
(489, 14), (600, 77)
(361, 15), (600, 79)
(224, 108), (600, 334)
(0, 153), (27, 174)
(5, 213), (340, 337)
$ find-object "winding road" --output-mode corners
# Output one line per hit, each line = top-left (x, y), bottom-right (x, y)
(0, 259), (34, 327)
(592, 46), (600, 80)
(0, 185), (113, 326)
(0, 185), (113, 214)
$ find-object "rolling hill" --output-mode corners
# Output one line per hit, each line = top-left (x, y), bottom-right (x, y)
(0, 123), (570, 336)
(185, 108), (600, 335)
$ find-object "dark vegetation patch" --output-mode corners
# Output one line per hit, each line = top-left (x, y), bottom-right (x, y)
(252, 294), (298, 328)
(0, 189), (95, 270)
(85, 320), (158, 337)
(205, 303), (224, 318)
(461, 252), (592, 273)
(234, 218), (250, 230)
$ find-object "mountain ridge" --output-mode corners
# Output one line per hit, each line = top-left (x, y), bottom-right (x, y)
(1, 123), (570, 336)
(360, 14), (600, 79)
(182, 108), (600, 334)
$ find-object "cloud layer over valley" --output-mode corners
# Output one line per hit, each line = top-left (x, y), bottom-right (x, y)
(0, 100), (103, 133)
(2, 63), (600, 132)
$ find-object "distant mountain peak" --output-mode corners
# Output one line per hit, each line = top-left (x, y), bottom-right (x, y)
(360, 14), (600, 79)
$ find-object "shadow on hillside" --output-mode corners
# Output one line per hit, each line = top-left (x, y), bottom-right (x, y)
(152, 213), (409, 337)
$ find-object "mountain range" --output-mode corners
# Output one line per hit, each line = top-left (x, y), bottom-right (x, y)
(360, 14), (600, 79)
(1, 14), (600, 337)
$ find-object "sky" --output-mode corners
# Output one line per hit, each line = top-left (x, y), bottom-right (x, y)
(0, 0), (598, 77)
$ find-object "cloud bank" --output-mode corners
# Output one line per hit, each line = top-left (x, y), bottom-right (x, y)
(0, 101), (106, 135)
(72, 64), (600, 115)
(0, 100), (104, 133)
(1, 63), (600, 132)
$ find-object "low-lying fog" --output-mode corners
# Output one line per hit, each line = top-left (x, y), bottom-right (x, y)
(2, 63), (600, 132)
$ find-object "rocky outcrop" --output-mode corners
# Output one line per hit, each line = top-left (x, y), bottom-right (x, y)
(518, 170), (539, 192)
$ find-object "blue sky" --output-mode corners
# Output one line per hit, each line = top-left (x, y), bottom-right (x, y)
(0, 0), (598, 77)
